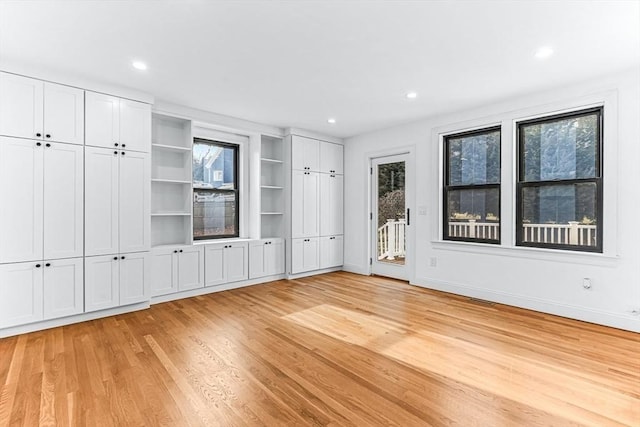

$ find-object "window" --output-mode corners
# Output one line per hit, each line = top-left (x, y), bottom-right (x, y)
(192, 138), (239, 239)
(516, 107), (602, 252)
(443, 127), (501, 243)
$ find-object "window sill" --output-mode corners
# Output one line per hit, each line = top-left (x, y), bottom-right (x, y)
(430, 240), (619, 266)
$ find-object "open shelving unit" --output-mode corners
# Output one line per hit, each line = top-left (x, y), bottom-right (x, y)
(260, 135), (285, 238)
(151, 113), (193, 247)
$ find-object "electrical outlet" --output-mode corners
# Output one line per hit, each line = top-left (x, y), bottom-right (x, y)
(429, 257), (437, 267)
(582, 278), (592, 290)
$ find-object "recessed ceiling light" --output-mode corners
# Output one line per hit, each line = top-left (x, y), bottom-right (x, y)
(327, 118), (336, 124)
(534, 47), (554, 59)
(406, 92), (418, 99)
(132, 60), (148, 71)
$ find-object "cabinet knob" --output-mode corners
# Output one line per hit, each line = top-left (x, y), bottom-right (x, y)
(114, 151), (118, 155)
(121, 151), (125, 156)
(45, 143), (51, 147)
(179, 250), (183, 253)
(174, 250), (178, 253)
(45, 134), (51, 139)
(122, 144), (126, 148)
(114, 143), (119, 147)
(35, 263), (41, 268)
(36, 142), (42, 147)
(36, 132), (42, 137)
(45, 263), (51, 267)
(121, 256), (125, 259)
(113, 256), (118, 260)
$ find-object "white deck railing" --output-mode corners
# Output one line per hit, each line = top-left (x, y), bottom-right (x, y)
(378, 219), (406, 260)
(447, 220), (597, 246)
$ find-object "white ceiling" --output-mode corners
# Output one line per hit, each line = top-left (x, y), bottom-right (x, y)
(1, 1), (638, 138)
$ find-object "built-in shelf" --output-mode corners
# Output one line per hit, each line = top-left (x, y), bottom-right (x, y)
(152, 178), (192, 184)
(152, 113), (194, 247)
(151, 212), (191, 217)
(260, 185), (283, 190)
(261, 157), (283, 164)
(152, 143), (191, 152)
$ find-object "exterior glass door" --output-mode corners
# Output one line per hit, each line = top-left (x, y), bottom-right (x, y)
(371, 154), (411, 280)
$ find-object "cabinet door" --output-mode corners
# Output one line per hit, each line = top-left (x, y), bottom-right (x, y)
(320, 174), (343, 236)
(150, 248), (178, 297)
(43, 257), (83, 320)
(85, 255), (119, 312)
(320, 236), (343, 269)
(291, 238), (319, 274)
(319, 142), (343, 175)
(225, 243), (248, 283)
(249, 241), (267, 279)
(291, 135), (319, 171)
(0, 73), (44, 140)
(85, 147), (119, 256)
(119, 151), (150, 253)
(0, 262), (43, 328)
(292, 170), (319, 238)
(43, 82), (84, 145)
(120, 252), (150, 305)
(177, 246), (204, 291)
(43, 142), (84, 260)
(119, 99), (151, 153)
(85, 92), (119, 149)
(0, 137), (44, 263)
(204, 245), (225, 287)
(267, 239), (285, 276)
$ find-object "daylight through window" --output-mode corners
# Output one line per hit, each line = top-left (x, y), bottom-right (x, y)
(192, 138), (239, 239)
(516, 107), (602, 252)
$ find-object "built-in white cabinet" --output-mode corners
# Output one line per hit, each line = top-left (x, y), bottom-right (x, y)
(291, 238), (320, 274)
(291, 170), (319, 238)
(320, 142), (343, 175)
(0, 257), (83, 328)
(85, 92), (151, 153)
(43, 257), (84, 320)
(85, 146), (150, 256)
(150, 245), (204, 296)
(320, 235), (344, 269)
(0, 137), (83, 264)
(85, 252), (150, 312)
(291, 135), (320, 172)
(249, 238), (284, 279)
(205, 242), (248, 287)
(320, 173), (344, 237)
(0, 72), (84, 145)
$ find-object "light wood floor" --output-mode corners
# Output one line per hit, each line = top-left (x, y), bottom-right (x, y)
(1, 272), (639, 426)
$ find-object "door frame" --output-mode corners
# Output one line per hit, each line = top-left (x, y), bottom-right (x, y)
(368, 146), (415, 281)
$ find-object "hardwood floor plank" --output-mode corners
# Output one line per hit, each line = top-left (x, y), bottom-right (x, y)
(1, 272), (639, 426)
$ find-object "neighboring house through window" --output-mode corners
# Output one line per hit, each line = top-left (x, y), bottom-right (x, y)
(443, 126), (501, 243)
(192, 138), (239, 239)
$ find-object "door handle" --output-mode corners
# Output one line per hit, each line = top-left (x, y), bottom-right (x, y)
(406, 208), (410, 226)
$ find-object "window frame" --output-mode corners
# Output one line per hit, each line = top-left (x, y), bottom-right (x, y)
(515, 107), (603, 253)
(192, 137), (240, 240)
(443, 125), (502, 244)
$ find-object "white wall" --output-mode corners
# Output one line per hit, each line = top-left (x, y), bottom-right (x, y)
(344, 68), (640, 332)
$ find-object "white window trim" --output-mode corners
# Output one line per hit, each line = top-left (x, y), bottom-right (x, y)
(432, 89), (619, 262)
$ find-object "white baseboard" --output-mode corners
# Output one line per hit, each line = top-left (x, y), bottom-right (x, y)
(411, 276), (640, 333)
(0, 302), (150, 339)
(150, 274), (286, 305)
(342, 263), (370, 276)
(287, 267), (342, 280)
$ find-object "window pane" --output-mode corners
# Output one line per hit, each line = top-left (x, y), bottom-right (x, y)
(448, 130), (500, 185)
(522, 113), (598, 182)
(193, 141), (236, 189)
(521, 183), (597, 247)
(193, 190), (237, 238)
(447, 188), (500, 241)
